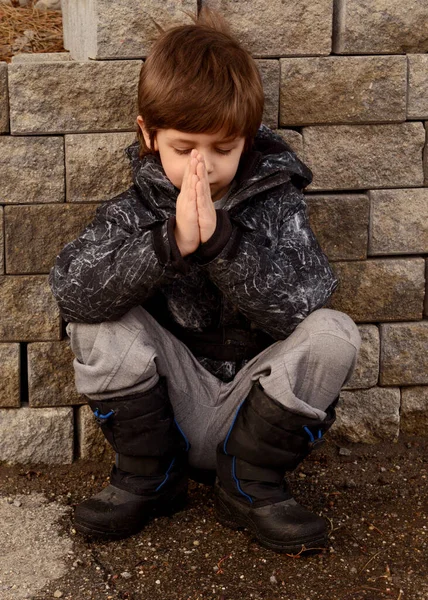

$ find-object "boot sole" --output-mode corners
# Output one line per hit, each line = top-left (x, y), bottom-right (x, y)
(74, 488), (188, 539)
(215, 491), (328, 554)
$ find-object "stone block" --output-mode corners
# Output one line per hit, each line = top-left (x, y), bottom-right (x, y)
(369, 189), (428, 256)
(0, 407), (73, 464)
(342, 325), (379, 390)
(0, 206), (3, 274)
(329, 259), (425, 323)
(380, 322), (428, 386)
(425, 259), (428, 319)
(408, 55), (428, 119)
(65, 133), (135, 202)
(5, 204), (98, 274)
(0, 276), (61, 341)
(78, 405), (114, 461)
(11, 52), (72, 63)
(401, 387), (428, 435)
(305, 194), (369, 261)
(333, 0), (428, 54)
(61, 0), (70, 50)
(303, 123), (425, 191)
(424, 123), (428, 186)
(274, 130), (303, 158)
(257, 60), (279, 129)
(331, 387), (400, 443)
(280, 56), (406, 126)
(0, 62), (9, 133)
(205, 0), (332, 56)
(28, 340), (86, 407)
(62, 0), (196, 60)
(0, 137), (64, 204)
(9, 61), (142, 134)
(0, 344), (20, 407)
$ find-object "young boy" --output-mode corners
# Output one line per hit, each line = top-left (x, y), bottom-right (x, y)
(49, 8), (361, 553)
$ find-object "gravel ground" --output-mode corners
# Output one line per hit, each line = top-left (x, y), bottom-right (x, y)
(0, 435), (427, 600)
(0, 494), (72, 599)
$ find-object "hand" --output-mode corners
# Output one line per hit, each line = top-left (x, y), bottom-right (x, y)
(174, 150), (200, 256)
(196, 154), (217, 243)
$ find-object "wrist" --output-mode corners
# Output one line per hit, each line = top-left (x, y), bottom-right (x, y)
(174, 228), (192, 257)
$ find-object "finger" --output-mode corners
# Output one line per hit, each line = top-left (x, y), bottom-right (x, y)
(196, 159), (211, 201)
(196, 180), (207, 215)
(182, 155), (197, 196)
(181, 157), (190, 193)
(189, 150), (198, 175)
(190, 174), (198, 198)
(195, 163), (206, 205)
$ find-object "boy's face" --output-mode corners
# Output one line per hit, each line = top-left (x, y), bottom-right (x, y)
(138, 117), (245, 201)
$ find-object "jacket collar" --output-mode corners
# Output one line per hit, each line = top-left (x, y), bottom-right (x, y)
(125, 124), (313, 213)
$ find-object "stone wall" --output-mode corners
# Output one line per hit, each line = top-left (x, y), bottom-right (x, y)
(0, 0), (427, 464)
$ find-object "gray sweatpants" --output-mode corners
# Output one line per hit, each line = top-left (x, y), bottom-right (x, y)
(67, 307), (361, 470)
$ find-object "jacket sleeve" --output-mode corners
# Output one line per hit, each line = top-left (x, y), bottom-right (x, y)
(49, 201), (188, 323)
(196, 186), (338, 340)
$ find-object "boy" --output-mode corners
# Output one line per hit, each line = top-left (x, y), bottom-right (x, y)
(49, 8), (361, 553)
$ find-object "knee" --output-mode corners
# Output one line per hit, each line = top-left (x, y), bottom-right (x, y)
(66, 315), (158, 397)
(66, 321), (101, 365)
(66, 306), (154, 365)
(296, 310), (361, 386)
(300, 308), (361, 354)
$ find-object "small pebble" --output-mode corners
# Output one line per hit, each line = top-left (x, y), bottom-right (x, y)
(121, 572), (132, 579)
(13, 500), (22, 508)
(155, 580), (160, 585)
(270, 575), (278, 584)
(193, 540), (200, 546)
(53, 592), (63, 599)
(339, 447), (352, 456)
(344, 479), (357, 489)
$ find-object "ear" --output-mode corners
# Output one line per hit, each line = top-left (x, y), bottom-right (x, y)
(137, 115), (158, 151)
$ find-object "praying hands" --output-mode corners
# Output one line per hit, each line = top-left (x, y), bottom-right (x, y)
(174, 149), (217, 257)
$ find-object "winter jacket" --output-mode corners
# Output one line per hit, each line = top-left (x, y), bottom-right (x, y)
(49, 125), (338, 383)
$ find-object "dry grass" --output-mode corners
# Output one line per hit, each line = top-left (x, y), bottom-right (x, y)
(0, 0), (64, 63)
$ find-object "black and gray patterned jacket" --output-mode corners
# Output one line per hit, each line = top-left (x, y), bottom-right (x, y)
(49, 125), (338, 382)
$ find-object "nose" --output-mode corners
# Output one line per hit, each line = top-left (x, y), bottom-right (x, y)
(203, 154), (214, 175)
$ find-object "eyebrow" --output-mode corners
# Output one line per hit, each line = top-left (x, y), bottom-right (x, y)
(168, 136), (238, 145)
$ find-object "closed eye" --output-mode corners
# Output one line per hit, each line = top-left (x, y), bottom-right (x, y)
(173, 148), (233, 156)
(173, 148), (192, 155)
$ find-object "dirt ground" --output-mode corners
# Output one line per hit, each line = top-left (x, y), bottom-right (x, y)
(0, 435), (427, 600)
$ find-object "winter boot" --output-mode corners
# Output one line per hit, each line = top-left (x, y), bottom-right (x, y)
(215, 381), (337, 553)
(74, 377), (189, 538)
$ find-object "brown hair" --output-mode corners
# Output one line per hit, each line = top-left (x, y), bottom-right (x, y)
(136, 7), (264, 158)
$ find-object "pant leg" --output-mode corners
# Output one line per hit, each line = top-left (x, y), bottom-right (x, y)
(202, 309), (361, 467)
(66, 306), (223, 467)
(67, 307), (360, 470)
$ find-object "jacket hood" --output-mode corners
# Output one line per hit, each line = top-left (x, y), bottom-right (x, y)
(124, 124), (313, 213)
